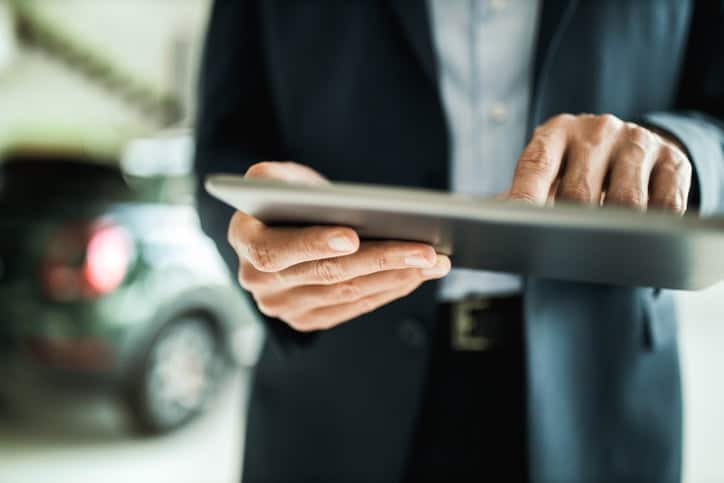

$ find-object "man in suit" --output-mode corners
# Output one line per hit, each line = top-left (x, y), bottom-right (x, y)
(194, 1), (724, 481)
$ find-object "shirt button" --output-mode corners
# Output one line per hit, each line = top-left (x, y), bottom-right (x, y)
(398, 318), (427, 349)
(490, 101), (509, 123)
(489, 0), (508, 13)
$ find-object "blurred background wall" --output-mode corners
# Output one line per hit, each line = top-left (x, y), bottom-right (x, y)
(0, 0), (207, 156)
(0, 1), (722, 482)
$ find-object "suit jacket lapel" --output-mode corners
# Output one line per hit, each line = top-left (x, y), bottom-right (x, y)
(531, 0), (579, 121)
(534, 0), (578, 81)
(389, 0), (438, 85)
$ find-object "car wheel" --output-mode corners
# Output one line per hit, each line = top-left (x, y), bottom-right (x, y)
(128, 317), (223, 435)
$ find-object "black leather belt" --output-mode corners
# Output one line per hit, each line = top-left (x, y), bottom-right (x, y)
(440, 294), (523, 351)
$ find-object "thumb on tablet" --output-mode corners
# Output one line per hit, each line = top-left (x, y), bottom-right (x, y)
(245, 161), (329, 185)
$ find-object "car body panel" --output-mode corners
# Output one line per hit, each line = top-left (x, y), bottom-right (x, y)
(0, 159), (256, 415)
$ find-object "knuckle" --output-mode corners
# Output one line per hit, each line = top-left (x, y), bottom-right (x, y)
(657, 156), (681, 176)
(657, 152), (691, 182)
(572, 140), (600, 161)
(508, 188), (539, 204)
(588, 114), (622, 142)
(597, 113), (622, 127)
(237, 262), (259, 290)
(336, 281), (362, 302)
(658, 143), (676, 157)
(245, 237), (279, 272)
(297, 233), (320, 258)
(658, 195), (679, 211)
(626, 124), (655, 146)
(519, 139), (557, 174)
(254, 295), (280, 318)
(256, 303), (277, 318)
(393, 269), (416, 284)
(656, 192), (685, 213)
(586, 131), (607, 147)
(609, 186), (646, 207)
(548, 113), (575, 126)
(374, 252), (391, 271)
(659, 145), (689, 169)
(314, 258), (344, 284)
(617, 141), (648, 164)
(558, 182), (594, 202)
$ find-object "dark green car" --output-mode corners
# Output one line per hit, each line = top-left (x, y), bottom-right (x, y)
(0, 151), (256, 434)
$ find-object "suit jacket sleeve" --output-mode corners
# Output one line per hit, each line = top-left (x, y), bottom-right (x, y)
(194, 0), (317, 354)
(642, 0), (724, 216)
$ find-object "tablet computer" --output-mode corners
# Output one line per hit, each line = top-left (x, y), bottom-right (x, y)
(205, 174), (724, 290)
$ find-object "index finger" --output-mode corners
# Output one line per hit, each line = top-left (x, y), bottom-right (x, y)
(276, 240), (439, 287)
(228, 210), (359, 272)
(509, 118), (569, 205)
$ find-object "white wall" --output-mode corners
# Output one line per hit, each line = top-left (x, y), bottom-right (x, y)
(679, 282), (724, 482)
(0, 0), (210, 157)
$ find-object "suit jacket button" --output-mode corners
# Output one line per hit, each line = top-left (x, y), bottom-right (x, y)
(398, 318), (427, 349)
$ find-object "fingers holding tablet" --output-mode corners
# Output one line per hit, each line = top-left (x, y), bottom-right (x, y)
(271, 241), (439, 287)
(227, 161), (450, 332)
(249, 254), (450, 332)
(228, 211), (360, 272)
(277, 263), (449, 332)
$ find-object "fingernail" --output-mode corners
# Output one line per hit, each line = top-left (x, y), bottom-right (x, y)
(422, 264), (449, 278)
(328, 236), (355, 252)
(405, 255), (434, 268)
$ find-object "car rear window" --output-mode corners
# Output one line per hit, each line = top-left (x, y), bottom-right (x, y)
(0, 157), (136, 204)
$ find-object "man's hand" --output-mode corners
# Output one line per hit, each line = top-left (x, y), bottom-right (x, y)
(227, 162), (451, 332)
(509, 114), (693, 213)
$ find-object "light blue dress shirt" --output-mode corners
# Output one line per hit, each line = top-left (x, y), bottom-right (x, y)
(428, 0), (542, 300)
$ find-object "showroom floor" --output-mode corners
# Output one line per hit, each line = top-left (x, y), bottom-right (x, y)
(0, 372), (247, 483)
(0, 285), (722, 483)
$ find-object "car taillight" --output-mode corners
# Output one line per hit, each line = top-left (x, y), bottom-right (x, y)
(83, 224), (133, 295)
(42, 221), (133, 301)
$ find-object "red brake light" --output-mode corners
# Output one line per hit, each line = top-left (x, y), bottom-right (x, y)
(83, 225), (133, 295)
(42, 221), (133, 300)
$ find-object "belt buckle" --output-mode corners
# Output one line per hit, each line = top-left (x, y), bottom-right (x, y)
(451, 296), (493, 352)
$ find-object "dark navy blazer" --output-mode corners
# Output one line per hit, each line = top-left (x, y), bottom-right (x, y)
(194, 1), (724, 481)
